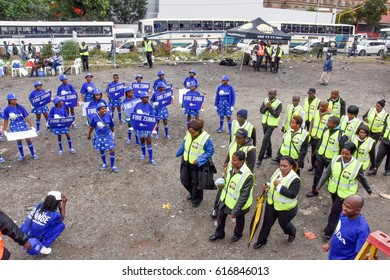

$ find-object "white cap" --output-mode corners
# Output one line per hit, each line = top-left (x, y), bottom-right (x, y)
(47, 191), (61, 201)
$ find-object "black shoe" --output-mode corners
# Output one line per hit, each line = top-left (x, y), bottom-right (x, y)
(288, 235), (295, 242)
(210, 210), (218, 219)
(305, 191), (318, 198)
(253, 241), (266, 249)
(384, 171), (390, 176)
(308, 166), (315, 172)
(271, 158), (279, 163)
(192, 202), (201, 207)
(256, 160), (262, 166)
(263, 154), (271, 159)
(231, 235), (242, 243)
(186, 194), (191, 200)
(367, 169), (377, 176)
(209, 234), (224, 241)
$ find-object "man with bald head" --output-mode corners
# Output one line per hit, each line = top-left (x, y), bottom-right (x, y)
(322, 194), (370, 260)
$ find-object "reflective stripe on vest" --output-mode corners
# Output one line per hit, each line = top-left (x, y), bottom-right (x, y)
(304, 97), (320, 122)
(383, 119), (390, 140)
(228, 141), (256, 162)
(310, 111), (331, 139)
(145, 41), (153, 52)
(230, 120), (254, 143)
(340, 117), (362, 140)
(283, 104), (305, 132)
(262, 98), (281, 126)
(318, 130), (341, 160)
(366, 108), (387, 134)
(327, 156), (361, 198)
(0, 231), (4, 259)
(80, 46), (89, 56)
(257, 45), (265, 56)
(267, 169), (299, 211)
(329, 98), (342, 117)
(280, 129), (308, 159)
(183, 130), (210, 164)
(221, 163), (254, 210)
(351, 135), (375, 171)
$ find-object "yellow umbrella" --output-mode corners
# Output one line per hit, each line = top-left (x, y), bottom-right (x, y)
(248, 191), (266, 247)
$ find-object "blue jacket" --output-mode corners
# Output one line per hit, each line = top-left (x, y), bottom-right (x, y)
(176, 131), (214, 167)
(323, 58), (332, 72)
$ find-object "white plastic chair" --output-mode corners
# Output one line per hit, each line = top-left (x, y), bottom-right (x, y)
(57, 65), (64, 74)
(11, 60), (22, 77)
(70, 58), (82, 75)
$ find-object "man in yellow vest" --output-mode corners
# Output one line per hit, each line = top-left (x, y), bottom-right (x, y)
(304, 88), (321, 129)
(79, 41), (89, 72)
(264, 41), (274, 72)
(143, 37), (154, 68)
(230, 109), (256, 146)
(327, 90), (346, 118)
(256, 90), (282, 166)
(1, 210), (31, 260)
(274, 43), (283, 73)
(307, 116), (348, 197)
(209, 150), (254, 242)
(252, 40), (265, 72)
(368, 115), (390, 176)
(282, 96), (305, 133)
(316, 142), (372, 239)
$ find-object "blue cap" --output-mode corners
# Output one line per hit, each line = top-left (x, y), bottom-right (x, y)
(157, 82), (166, 89)
(135, 74), (143, 79)
(157, 70), (164, 76)
(222, 75), (230, 81)
(34, 81), (43, 87)
(125, 86), (133, 92)
(189, 69), (196, 74)
(26, 238), (43, 256)
(93, 88), (102, 95)
(85, 72), (93, 79)
(139, 91), (149, 98)
(53, 96), (62, 105)
(188, 80), (197, 87)
(59, 74), (67, 81)
(6, 93), (17, 100)
(97, 102), (107, 110)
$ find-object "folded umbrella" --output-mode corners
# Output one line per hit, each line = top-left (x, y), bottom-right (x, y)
(248, 190), (266, 247)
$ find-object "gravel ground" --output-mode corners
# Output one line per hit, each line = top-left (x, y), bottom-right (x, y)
(1, 56), (389, 260)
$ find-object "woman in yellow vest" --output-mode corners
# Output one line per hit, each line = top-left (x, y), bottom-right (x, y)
(368, 116), (390, 176)
(340, 105), (362, 140)
(253, 156), (301, 249)
(209, 150), (254, 243)
(176, 119), (214, 207)
(363, 99), (388, 148)
(351, 125), (376, 172)
(316, 142), (372, 239)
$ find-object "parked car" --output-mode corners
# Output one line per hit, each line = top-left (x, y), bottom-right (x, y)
(171, 41), (217, 56)
(292, 39), (337, 55)
(355, 40), (387, 56)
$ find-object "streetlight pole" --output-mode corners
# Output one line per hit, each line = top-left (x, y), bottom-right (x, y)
(332, 0), (339, 24)
(315, 0), (321, 23)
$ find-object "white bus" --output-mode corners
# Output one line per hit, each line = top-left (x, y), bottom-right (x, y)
(138, 18), (249, 46)
(379, 28), (390, 43)
(113, 28), (137, 43)
(0, 21), (114, 51)
(269, 21), (355, 49)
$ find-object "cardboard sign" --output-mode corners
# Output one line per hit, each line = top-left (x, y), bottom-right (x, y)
(58, 91), (78, 108)
(132, 82), (150, 98)
(48, 117), (75, 128)
(122, 98), (141, 118)
(29, 90), (52, 108)
(107, 82), (125, 100)
(155, 90), (173, 108)
(179, 88), (188, 104)
(183, 94), (204, 110)
(5, 129), (38, 141)
(131, 113), (157, 132)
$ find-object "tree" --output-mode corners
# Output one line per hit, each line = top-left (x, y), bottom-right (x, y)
(337, 8), (357, 25)
(0, 0), (50, 21)
(356, 0), (388, 31)
(109, 0), (148, 24)
(51, 0), (110, 21)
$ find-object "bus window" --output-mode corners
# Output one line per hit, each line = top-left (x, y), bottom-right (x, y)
(202, 21), (213, 30)
(281, 23), (291, 33)
(318, 25), (326, 34)
(235, 21), (245, 27)
(224, 21), (234, 30)
(326, 26), (334, 34)
(213, 21), (223, 30)
(342, 26), (351, 34)
(168, 21), (180, 31)
(144, 25), (153, 34)
(309, 25), (318, 34)
(301, 24), (309, 33)
(154, 21), (168, 32)
(335, 26), (342, 34)
(180, 21), (190, 31)
(190, 21), (201, 30)
(292, 24), (300, 33)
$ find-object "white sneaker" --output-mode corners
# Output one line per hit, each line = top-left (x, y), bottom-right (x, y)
(40, 246), (52, 255)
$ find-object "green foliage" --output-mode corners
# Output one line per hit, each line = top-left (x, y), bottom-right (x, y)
(60, 40), (80, 61)
(338, 8), (357, 25)
(40, 43), (53, 58)
(306, 7), (317, 12)
(0, 0), (50, 21)
(356, 0), (388, 30)
(109, 0), (147, 23)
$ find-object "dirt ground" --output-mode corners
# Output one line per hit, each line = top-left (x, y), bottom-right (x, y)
(1, 56), (389, 260)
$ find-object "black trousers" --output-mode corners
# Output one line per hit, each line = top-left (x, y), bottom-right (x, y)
(213, 188), (222, 213)
(256, 203), (297, 244)
(215, 205), (245, 237)
(317, 50), (323, 59)
(180, 164), (203, 205)
(312, 156), (330, 191)
(146, 51), (153, 67)
(1, 247), (11, 260)
(375, 142), (390, 172)
(274, 57), (281, 73)
(310, 138), (320, 168)
(257, 124), (276, 162)
(255, 56), (264, 71)
(324, 193), (344, 236)
(264, 56), (273, 72)
(81, 55), (89, 71)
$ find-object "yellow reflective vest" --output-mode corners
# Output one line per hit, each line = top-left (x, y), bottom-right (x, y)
(79, 45), (89, 56)
(383, 118), (390, 140)
(228, 141), (256, 162)
(280, 129), (309, 160)
(340, 116), (362, 140)
(366, 108), (388, 134)
(327, 155), (362, 199)
(267, 169), (299, 211)
(304, 97), (321, 123)
(230, 120), (254, 143)
(183, 130), (210, 164)
(262, 98), (281, 126)
(220, 163), (254, 210)
(318, 129), (342, 160)
(145, 40), (153, 52)
(310, 111), (331, 139)
(328, 98), (342, 118)
(283, 104), (305, 132)
(351, 135), (375, 171)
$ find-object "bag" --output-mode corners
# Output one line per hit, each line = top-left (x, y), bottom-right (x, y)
(197, 159), (217, 190)
(38, 68), (45, 77)
(219, 58), (237, 66)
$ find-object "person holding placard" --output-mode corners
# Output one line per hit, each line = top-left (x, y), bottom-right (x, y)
(153, 70), (167, 91)
(132, 74), (149, 98)
(183, 69), (198, 89)
(57, 74), (78, 128)
(87, 102), (118, 172)
(2, 93), (39, 161)
(85, 88), (107, 125)
(151, 82), (171, 140)
(123, 86), (140, 145)
(106, 74), (125, 123)
(29, 81), (49, 135)
(79, 72), (95, 104)
(48, 96), (76, 156)
(183, 80), (201, 124)
(215, 75), (236, 134)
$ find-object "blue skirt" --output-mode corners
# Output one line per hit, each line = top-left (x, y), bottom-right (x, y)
(217, 99), (232, 117)
(51, 127), (70, 135)
(32, 105), (49, 114)
(184, 109), (200, 117)
(10, 120), (29, 132)
(135, 130), (152, 139)
(109, 99), (122, 107)
(92, 133), (115, 151)
(154, 107), (169, 120)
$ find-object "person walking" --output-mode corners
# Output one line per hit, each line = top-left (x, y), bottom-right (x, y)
(29, 81), (49, 135)
(281, 96), (305, 133)
(303, 87), (321, 129)
(214, 75), (236, 134)
(367, 116), (390, 176)
(339, 105), (362, 140)
(327, 90), (346, 118)
(319, 53), (332, 85)
(79, 41), (89, 72)
(191, 39), (198, 56)
(151, 82), (171, 139)
(351, 125), (376, 172)
(143, 37), (154, 68)
(230, 109), (256, 146)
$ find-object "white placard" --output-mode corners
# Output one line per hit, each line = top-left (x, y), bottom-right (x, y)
(82, 102), (90, 117)
(5, 129), (38, 141)
(179, 89), (189, 104)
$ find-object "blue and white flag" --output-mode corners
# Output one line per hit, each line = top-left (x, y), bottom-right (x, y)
(58, 91), (78, 108)
(107, 82), (125, 100)
(155, 90), (173, 108)
(122, 98), (141, 118)
(131, 113), (157, 132)
(183, 94), (204, 110)
(132, 82), (150, 97)
(30, 90), (52, 108)
(48, 117), (75, 128)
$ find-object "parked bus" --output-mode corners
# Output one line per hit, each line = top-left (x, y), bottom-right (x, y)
(0, 21), (114, 51)
(113, 28), (137, 43)
(269, 21), (356, 49)
(138, 18), (249, 46)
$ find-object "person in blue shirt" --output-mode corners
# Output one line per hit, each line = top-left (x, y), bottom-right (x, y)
(133, 92), (157, 166)
(2, 93), (39, 161)
(319, 52), (333, 85)
(21, 191), (68, 254)
(57, 74), (78, 128)
(153, 70), (167, 91)
(87, 102), (118, 172)
(176, 119), (214, 207)
(322, 194), (370, 260)
(0, 107), (4, 162)
(79, 72), (95, 104)
(183, 69), (198, 89)
(86, 88), (107, 125)
(29, 81), (49, 134)
(133, 73), (147, 98)
(151, 82), (171, 140)
(123, 86), (140, 145)
(206, 38), (212, 52)
(215, 75), (236, 133)
(48, 96), (76, 156)
(106, 73), (124, 122)
(183, 80), (202, 124)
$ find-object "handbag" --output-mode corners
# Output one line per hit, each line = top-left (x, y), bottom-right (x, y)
(197, 159), (217, 190)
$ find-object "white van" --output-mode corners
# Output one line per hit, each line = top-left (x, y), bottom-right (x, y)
(116, 38), (161, 54)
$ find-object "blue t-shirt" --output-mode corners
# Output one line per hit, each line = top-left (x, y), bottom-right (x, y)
(133, 102), (154, 116)
(328, 214), (370, 260)
(153, 78), (167, 91)
(20, 202), (62, 238)
(3, 104), (29, 122)
(48, 106), (68, 118)
(183, 77), (198, 89)
(89, 112), (114, 136)
(106, 81), (123, 100)
(29, 89), (46, 105)
(215, 84), (236, 107)
(80, 81), (96, 101)
(57, 83), (77, 96)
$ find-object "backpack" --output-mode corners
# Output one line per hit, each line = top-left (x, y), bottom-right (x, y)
(219, 58), (237, 66)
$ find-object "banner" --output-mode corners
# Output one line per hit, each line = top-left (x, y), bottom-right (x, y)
(132, 82), (150, 97)
(107, 82), (125, 100)
(58, 91), (78, 108)
(155, 90), (173, 108)
(5, 129), (38, 141)
(86, 105), (110, 120)
(183, 94), (204, 110)
(48, 117), (75, 129)
(131, 113), (157, 132)
(29, 90), (52, 108)
(122, 98), (141, 118)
